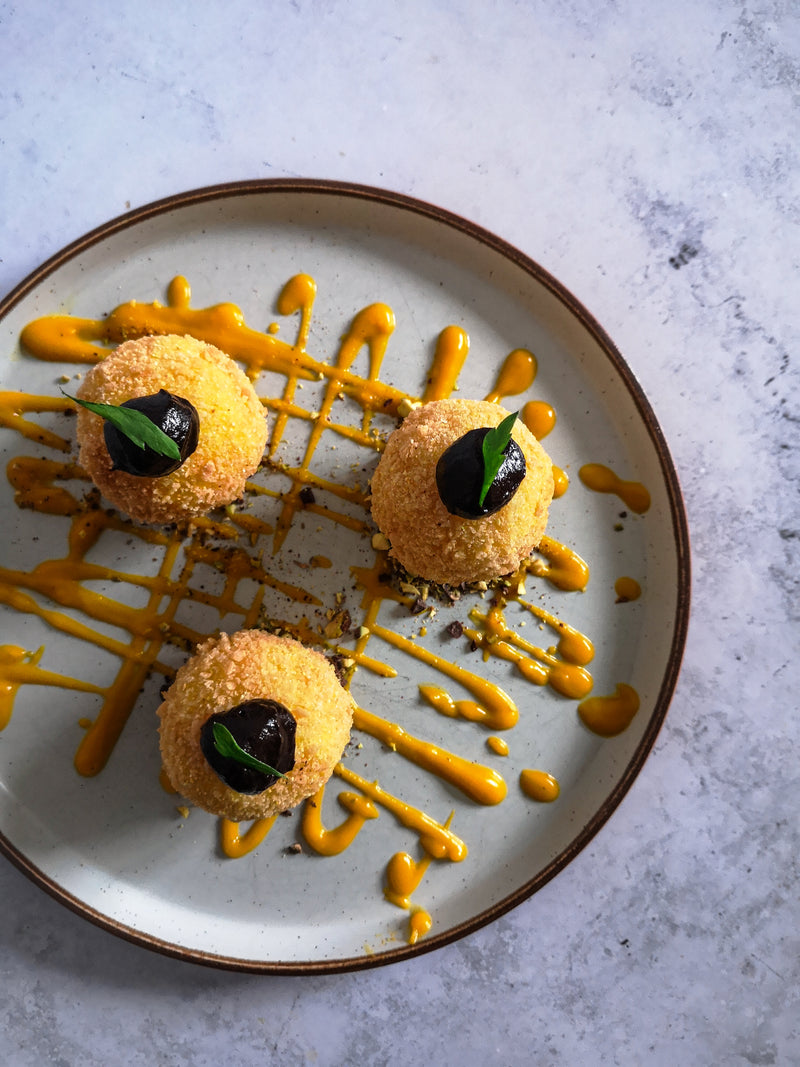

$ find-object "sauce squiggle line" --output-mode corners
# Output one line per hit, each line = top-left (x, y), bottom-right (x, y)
(0, 274), (648, 945)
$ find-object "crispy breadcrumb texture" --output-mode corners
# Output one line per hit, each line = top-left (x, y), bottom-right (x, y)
(370, 399), (554, 585)
(158, 631), (355, 820)
(76, 334), (267, 524)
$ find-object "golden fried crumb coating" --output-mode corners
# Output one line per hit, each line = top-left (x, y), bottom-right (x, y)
(76, 334), (267, 524)
(158, 631), (354, 820)
(370, 399), (554, 585)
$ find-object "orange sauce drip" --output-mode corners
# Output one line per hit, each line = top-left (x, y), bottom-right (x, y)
(423, 326), (470, 401)
(159, 767), (177, 794)
(578, 683), (640, 737)
(221, 816), (277, 858)
(484, 348), (537, 402)
(579, 463), (651, 514)
(384, 810), (457, 941)
(552, 466), (569, 498)
(407, 908), (433, 944)
(520, 769), (560, 802)
(615, 576), (642, 602)
(487, 736), (509, 756)
(522, 399), (556, 440)
(301, 785), (379, 855)
(385, 850), (431, 909)
(528, 536), (590, 592)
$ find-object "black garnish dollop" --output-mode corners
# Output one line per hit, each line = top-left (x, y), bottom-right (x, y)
(199, 699), (296, 794)
(435, 427), (526, 519)
(104, 389), (199, 476)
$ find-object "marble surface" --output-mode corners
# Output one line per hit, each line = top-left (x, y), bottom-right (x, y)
(1, 1), (798, 1064)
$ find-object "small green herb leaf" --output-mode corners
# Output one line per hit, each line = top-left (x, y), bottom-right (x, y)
(479, 410), (519, 507)
(211, 722), (286, 778)
(63, 391), (181, 461)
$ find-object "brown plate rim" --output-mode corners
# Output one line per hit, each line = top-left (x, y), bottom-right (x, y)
(0, 178), (691, 974)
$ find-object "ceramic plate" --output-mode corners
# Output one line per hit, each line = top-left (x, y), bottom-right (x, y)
(0, 181), (689, 972)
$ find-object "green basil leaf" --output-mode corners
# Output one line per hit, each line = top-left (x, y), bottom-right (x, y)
(479, 410), (519, 507)
(212, 722), (285, 778)
(64, 391), (181, 461)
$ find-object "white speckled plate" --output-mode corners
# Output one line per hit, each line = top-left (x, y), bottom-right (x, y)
(0, 181), (689, 972)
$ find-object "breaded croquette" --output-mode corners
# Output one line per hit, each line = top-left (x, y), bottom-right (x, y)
(76, 334), (267, 523)
(158, 631), (354, 820)
(370, 399), (554, 585)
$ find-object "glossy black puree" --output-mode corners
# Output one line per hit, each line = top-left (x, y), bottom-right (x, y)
(435, 427), (526, 518)
(104, 389), (199, 476)
(200, 699), (296, 794)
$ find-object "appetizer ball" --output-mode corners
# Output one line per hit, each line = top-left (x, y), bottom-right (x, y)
(370, 399), (554, 586)
(76, 334), (267, 524)
(158, 630), (355, 821)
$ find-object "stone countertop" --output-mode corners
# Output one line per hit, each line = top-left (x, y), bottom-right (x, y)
(1, 2), (797, 1064)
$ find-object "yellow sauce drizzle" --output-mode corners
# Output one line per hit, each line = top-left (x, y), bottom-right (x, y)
(2, 273), (648, 946)
(221, 816), (277, 859)
(419, 684), (497, 727)
(578, 463), (651, 514)
(615, 576), (642, 602)
(384, 810), (458, 942)
(466, 595), (594, 700)
(301, 785), (379, 856)
(578, 683), (640, 737)
(354, 706), (506, 806)
(0, 392), (73, 452)
(334, 764), (466, 861)
(519, 769), (560, 802)
(0, 645), (104, 728)
(348, 561), (521, 729)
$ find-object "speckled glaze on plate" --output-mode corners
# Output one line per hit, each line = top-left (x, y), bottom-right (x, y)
(0, 180), (690, 972)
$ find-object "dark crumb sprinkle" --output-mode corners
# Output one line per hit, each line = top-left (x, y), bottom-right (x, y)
(446, 620), (464, 638)
(614, 523), (625, 532)
(280, 810), (293, 818)
(299, 487), (316, 505)
(284, 843), (302, 855)
(330, 654), (346, 682)
(410, 597), (428, 615)
(618, 511), (628, 518)
(469, 640), (479, 652)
